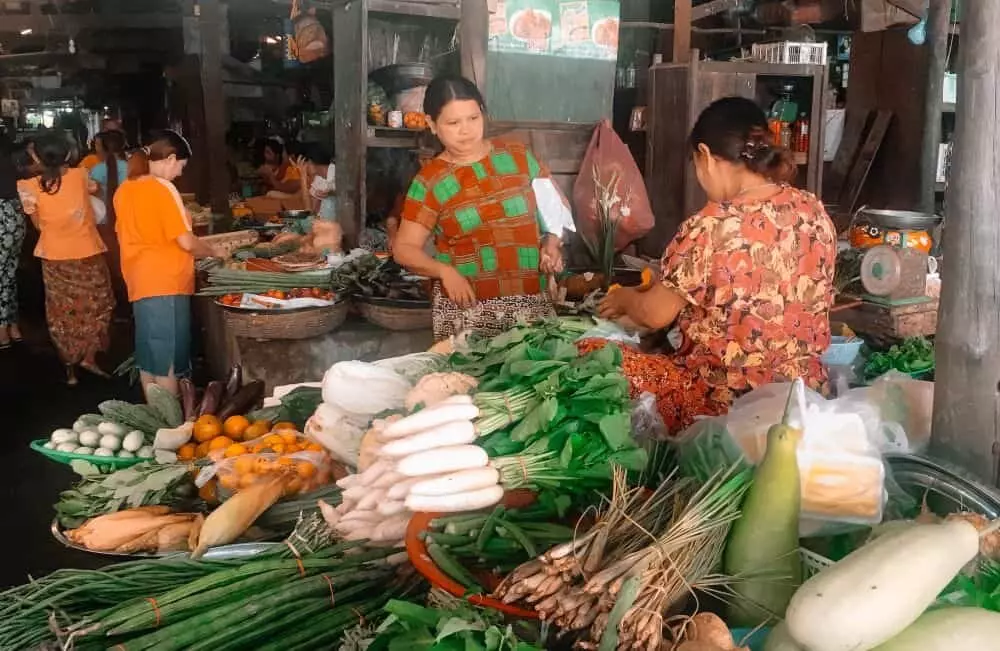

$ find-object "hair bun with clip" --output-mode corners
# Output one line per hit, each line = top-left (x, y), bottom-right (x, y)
(740, 137), (770, 162)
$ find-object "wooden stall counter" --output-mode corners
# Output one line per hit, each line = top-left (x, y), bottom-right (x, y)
(195, 296), (433, 391)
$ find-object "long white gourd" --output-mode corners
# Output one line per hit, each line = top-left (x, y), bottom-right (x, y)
(785, 519), (981, 651)
(764, 621), (804, 651)
(871, 607), (1000, 650)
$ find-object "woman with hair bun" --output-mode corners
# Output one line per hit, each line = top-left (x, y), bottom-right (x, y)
(115, 130), (217, 396)
(594, 96), (836, 432)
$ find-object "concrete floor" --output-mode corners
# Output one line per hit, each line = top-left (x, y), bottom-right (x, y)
(1, 267), (140, 589)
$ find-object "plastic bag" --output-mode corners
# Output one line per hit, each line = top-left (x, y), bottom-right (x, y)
(201, 450), (335, 497)
(321, 360), (411, 416)
(631, 392), (669, 441)
(572, 120), (654, 252)
(304, 402), (369, 466)
(533, 178), (576, 237)
(575, 319), (641, 346)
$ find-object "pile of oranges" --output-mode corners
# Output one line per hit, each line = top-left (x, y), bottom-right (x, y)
(178, 414), (324, 461)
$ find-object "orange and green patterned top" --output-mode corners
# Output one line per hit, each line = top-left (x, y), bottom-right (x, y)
(400, 139), (553, 300)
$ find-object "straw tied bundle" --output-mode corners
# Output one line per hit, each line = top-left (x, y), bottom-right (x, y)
(494, 465), (751, 650)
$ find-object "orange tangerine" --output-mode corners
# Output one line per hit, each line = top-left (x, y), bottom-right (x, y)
(195, 441), (211, 458)
(177, 443), (196, 461)
(239, 472), (260, 488)
(223, 415), (251, 439)
(305, 442), (324, 452)
(263, 433), (284, 447)
(243, 421), (270, 441)
(193, 415), (223, 443)
(297, 462), (317, 479)
(270, 443), (286, 455)
(279, 431), (298, 445)
(255, 458), (276, 474)
(198, 479), (219, 504)
(219, 473), (240, 491)
(233, 456), (256, 475)
(272, 421), (297, 432)
(209, 436), (234, 451)
(224, 443), (249, 458)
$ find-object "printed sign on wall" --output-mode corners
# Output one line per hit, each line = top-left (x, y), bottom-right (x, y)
(489, 0), (620, 61)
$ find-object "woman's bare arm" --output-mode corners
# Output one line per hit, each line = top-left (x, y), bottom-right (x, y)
(177, 232), (218, 259)
(392, 220), (448, 278)
(600, 282), (688, 331)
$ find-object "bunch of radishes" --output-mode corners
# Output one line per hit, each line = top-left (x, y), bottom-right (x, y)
(323, 395), (504, 546)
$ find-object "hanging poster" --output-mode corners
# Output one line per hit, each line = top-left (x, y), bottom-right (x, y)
(488, 0), (619, 61)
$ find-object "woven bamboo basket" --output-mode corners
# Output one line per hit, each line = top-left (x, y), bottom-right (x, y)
(219, 300), (349, 341)
(357, 297), (432, 331)
(201, 230), (259, 259)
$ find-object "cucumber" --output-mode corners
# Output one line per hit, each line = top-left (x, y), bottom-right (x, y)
(145, 385), (184, 428)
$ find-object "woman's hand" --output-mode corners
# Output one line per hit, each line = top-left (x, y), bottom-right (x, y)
(539, 234), (564, 274)
(598, 286), (637, 321)
(440, 266), (476, 308)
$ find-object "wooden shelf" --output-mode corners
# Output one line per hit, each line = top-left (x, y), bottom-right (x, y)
(366, 125), (422, 148)
(367, 0), (460, 20)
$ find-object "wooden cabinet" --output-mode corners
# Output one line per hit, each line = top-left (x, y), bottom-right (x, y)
(641, 59), (827, 255)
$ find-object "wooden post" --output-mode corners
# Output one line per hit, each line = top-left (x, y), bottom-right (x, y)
(332, 0), (365, 248)
(920, 0), (949, 213)
(930, 1), (1000, 486)
(197, 0), (230, 216)
(460, 0), (488, 91)
(672, 0), (692, 63)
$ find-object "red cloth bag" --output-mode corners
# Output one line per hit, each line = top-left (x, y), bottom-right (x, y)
(572, 120), (654, 252)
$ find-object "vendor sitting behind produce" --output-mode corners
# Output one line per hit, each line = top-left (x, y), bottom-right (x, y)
(392, 75), (564, 341)
(593, 97), (836, 432)
(114, 130), (219, 396)
(258, 138), (302, 197)
(291, 142), (336, 221)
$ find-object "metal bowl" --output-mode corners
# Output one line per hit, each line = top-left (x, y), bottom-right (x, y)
(856, 208), (943, 231)
(369, 63), (435, 97)
(885, 452), (1000, 519)
(280, 209), (312, 220)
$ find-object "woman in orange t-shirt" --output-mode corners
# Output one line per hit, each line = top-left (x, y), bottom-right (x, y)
(17, 132), (114, 385)
(115, 131), (217, 395)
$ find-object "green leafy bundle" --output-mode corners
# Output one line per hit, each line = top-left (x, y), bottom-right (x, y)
(357, 595), (543, 651)
(56, 462), (199, 529)
(863, 336), (935, 379)
(936, 559), (1000, 612)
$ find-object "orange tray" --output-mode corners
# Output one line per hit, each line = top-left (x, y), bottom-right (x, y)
(404, 489), (539, 619)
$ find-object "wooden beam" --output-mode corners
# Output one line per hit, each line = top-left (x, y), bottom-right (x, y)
(885, 0), (925, 17)
(690, 0), (741, 21)
(931, 0), (1000, 486)
(197, 0), (229, 216)
(920, 0), (949, 213)
(0, 12), (183, 34)
(332, 0), (365, 248)
(673, 0), (691, 63)
(459, 0), (487, 91)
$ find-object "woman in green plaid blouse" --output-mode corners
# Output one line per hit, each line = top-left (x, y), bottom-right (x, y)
(393, 76), (564, 341)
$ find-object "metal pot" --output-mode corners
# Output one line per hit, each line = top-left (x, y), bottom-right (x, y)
(369, 63), (435, 97)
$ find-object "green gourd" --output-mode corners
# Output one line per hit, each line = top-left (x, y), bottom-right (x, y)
(724, 380), (802, 627)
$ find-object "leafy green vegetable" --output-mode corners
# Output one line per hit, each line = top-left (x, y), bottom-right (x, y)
(863, 337), (935, 380)
(362, 595), (544, 651)
(936, 559), (1000, 612)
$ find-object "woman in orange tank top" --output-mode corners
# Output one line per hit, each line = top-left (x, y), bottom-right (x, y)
(17, 132), (114, 385)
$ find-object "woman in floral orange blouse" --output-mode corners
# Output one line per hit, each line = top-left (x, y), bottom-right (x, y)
(594, 97), (836, 433)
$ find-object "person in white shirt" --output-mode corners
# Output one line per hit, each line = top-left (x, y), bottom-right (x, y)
(292, 143), (336, 221)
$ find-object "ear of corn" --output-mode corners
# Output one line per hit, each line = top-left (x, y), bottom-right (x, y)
(192, 475), (286, 558)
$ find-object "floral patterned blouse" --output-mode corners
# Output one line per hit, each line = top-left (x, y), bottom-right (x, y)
(661, 185), (837, 405)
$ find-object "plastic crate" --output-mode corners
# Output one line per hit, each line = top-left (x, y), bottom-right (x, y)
(752, 41), (828, 65)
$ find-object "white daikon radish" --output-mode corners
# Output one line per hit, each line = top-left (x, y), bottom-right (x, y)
(379, 421), (477, 458)
(871, 607), (1000, 650)
(356, 488), (386, 512)
(342, 485), (368, 502)
(396, 445), (489, 477)
(372, 470), (407, 489)
(340, 509), (382, 523)
(377, 500), (406, 516)
(50, 429), (77, 444)
(78, 430), (101, 447)
(386, 475), (432, 500)
(343, 527), (374, 541)
(437, 393), (474, 406)
(335, 518), (373, 534)
(336, 474), (359, 489)
(785, 519), (982, 651)
(381, 403), (480, 440)
(408, 466), (500, 497)
(356, 459), (391, 486)
(406, 485), (504, 513)
(318, 500), (340, 528)
(372, 514), (411, 541)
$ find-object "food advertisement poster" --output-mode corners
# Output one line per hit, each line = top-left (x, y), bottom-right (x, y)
(489, 0), (620, 61)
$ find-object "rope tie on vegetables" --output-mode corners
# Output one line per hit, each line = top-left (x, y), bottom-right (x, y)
(145, 597), (162, 627)
(322, 574), (336, 607)
(502, 393), (516, 425)
(517, 455), (529, 483)
(351, 607), (367, 625)
(284, 539), (307, 577)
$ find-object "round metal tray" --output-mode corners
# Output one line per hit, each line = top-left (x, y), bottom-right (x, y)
(51, 519), (281, 559)
(856, 208), (943, 231)
(885, 452), (1000, 518)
